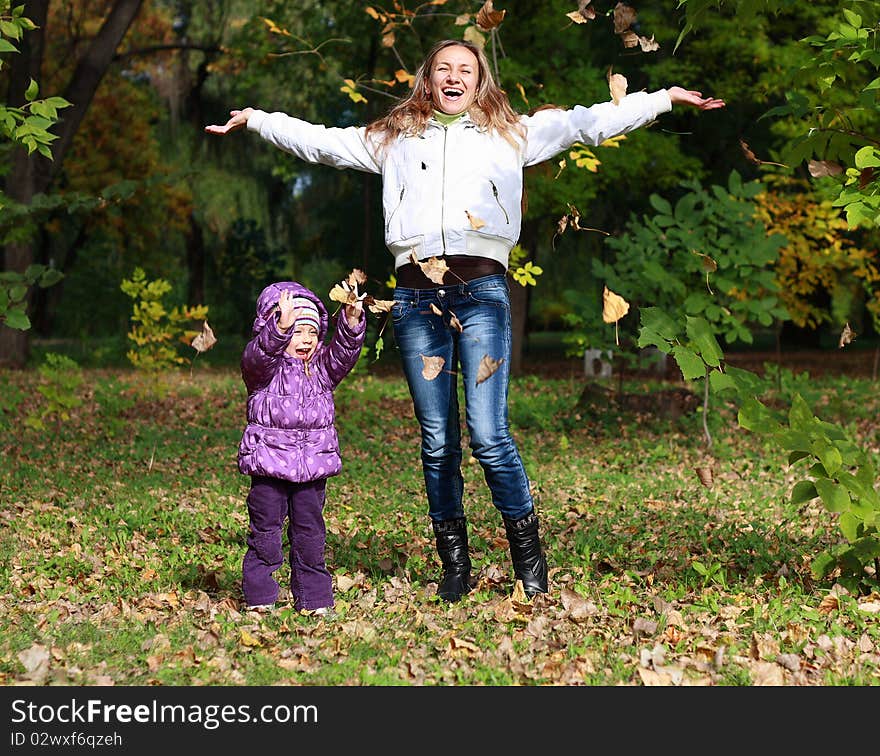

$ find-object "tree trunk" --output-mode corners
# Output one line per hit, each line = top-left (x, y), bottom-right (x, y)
(508, 219), (540, 376)
(1, 0), (145, 367)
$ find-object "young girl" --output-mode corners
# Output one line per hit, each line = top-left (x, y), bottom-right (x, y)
(238, 281), (365, 614)
(208, 39), (724, 603)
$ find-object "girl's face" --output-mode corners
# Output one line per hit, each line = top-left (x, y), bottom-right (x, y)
(286, 324), (318, 361)
(428, 45), (479, 115)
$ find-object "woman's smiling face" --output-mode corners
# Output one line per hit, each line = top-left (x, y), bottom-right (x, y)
(428, 44), (479, 115)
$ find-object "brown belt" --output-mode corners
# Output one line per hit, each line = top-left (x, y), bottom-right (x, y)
(396, 256), (506, 289)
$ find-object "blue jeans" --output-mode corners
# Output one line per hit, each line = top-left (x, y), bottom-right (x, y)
(392, 274), (534, 522)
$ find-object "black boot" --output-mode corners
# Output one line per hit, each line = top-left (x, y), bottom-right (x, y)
(432, 517), (472, 602)
(503, 511), (548, 597)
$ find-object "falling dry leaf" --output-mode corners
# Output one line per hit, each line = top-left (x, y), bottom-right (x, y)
(347, 269), (367, 288)
(366, 296), (394, 314)
(638, 35), (659, 52)
(476, 0), (506, 31)
(613, 2), (637, 34)
(476, 354), (503, 385)
(859, 167), (875, 189)
(449, 313), (463, 332)
(420, 354), (445, 381)
(620, 30), (639, 48)
(608, 70), (628, 105)
(603, 286), (629, 346)
(410, 252), (449, 285)
(807, 159), (842, 177)
(329, 283), (358, 305)
(838, 322), (856, 349)
(567, 0), (596, 23)
(602, 286), (629, 324)
(191, 321), (217, 353)
(695, 466), (714, 488)
(740, 138), (788, 168)
(429, 303), (443, 316)
(465, 210), (486, 230)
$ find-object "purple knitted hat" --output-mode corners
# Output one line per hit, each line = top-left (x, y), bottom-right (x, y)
(290, 297), (320, 331)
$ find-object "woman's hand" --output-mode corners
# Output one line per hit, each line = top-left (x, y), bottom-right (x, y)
(667, 86), (725, 111)
(204, 108), (254, 135)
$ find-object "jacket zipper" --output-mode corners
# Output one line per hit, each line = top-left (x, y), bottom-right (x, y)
(441, 126), (448, 253)
(385, 185), (405, 232)
(490, 180), (510, 224)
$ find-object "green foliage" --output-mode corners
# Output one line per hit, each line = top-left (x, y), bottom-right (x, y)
(120, 268), (209, 373)
(641, 305), (880, 592)
(0, 264), (62, 329)
(0, 4), (69, 332)
(508, 244), (543, 287)
(0, 4), (71, 160)
(680, 0), (880, 230)
(563, 171), (789, 362)
(24, 353), (84, 431)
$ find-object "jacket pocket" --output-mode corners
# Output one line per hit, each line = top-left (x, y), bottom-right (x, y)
(385, 185), (406, 232)
(489, 180), (510, 224)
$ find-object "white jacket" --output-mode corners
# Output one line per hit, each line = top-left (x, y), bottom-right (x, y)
(247, 89), (672, 270)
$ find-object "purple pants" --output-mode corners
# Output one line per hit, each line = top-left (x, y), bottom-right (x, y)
(242, 476), (333, 611)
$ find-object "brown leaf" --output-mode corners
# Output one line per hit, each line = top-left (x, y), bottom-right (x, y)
(420, 354), (445, 381)
(602, 286), (629, 324)
(695, 466), (714, 488)
(347, 269), (368, 288)
(429, 303), (443, 316)
(608, 70), (628, 105)
(567, 0), (596, 23)
(449, 313), (463, 332)
(410, 252), (449, 285)
(808, 159), (843, 178)
(838, 322), (856, 349)
(740, 138), (761, 166)
(329, 283), (357, 305)
(476, 0), (506, 31)
(620, 30), (639, 48)
(365, 296), (394, 314)
(859, 167), (875, 189)
(191, 321), (217, 353)
(740, 138), (788, 168)
(613, 2), (637, 34)
(465, 210), (486, 230)
(638, 34), (659, 52)
(476, 354), (503, 385)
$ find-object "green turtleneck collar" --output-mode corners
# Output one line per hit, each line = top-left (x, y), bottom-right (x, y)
(433, 110), (466, 126)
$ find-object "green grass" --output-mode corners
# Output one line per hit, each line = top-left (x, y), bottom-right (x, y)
(1, 364), (878, 686)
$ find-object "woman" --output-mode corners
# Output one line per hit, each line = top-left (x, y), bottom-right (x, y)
(206, 39), (725, 603)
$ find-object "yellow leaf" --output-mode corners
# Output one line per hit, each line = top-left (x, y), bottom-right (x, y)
(465, 210), (486, 230)
(602, 286), (629, 324)
(239, 629), (262, 647)
(463, 25), (486, 48)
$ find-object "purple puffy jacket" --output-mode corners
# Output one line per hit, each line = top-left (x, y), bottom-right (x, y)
(238, 281), (366, 483)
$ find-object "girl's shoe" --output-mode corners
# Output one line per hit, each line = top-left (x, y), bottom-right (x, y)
(246, 603), (275, 611)
(302, 606), (337, 619)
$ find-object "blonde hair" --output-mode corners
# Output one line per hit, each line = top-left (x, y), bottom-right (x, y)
(365, 39), (525, 150)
